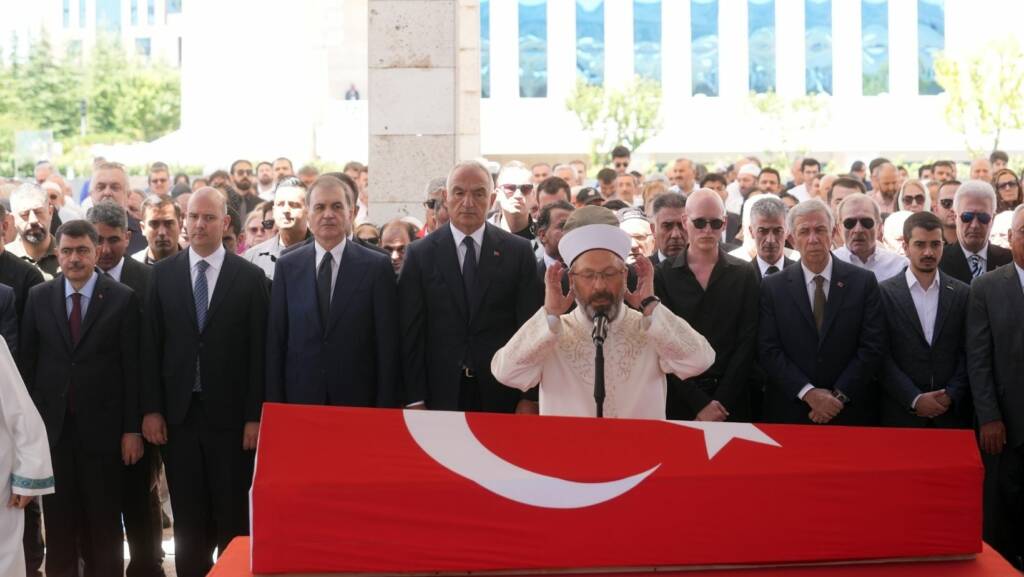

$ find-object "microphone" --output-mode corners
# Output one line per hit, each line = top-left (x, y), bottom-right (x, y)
(592, 313), (609, 346)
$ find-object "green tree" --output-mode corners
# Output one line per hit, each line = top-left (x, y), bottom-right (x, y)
(934, 39), (1024, 154)
(20, 35), (82, 139)
(566, 76), (662, 168)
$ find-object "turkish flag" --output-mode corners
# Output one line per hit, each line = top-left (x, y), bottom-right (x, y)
(250, 405), (982, 575)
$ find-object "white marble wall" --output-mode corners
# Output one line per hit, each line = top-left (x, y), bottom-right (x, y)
(367, 0), (481, 226)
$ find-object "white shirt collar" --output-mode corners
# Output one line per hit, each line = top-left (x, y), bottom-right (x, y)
(1015, 263), (1024, 292)
(189, 244), (226, 272)
(450, 222), (486, 250)
(314, 238), (347, 266)
(961, 242), (989, 262)
(104, 256), (126, 282)
(542, 252), (559, 268)
(905, 267), (940, 292)
(801, 255), (833, 286)
(756, 255), (785, 276)
(64, 269), (99, 299)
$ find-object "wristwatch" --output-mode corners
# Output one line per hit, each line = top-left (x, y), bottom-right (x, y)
(639, 295), (661, 311)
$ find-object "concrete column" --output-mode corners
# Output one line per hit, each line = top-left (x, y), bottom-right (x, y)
(661, 0), (691, 103)
(604, 0), (635, 90)
(888, 0), (916, 96)
(775, 0), (806, 97)
(832, 0), (861, 97)
(547, 0), (576, 105)
(719, 0), (748, 97)
(368, 0), (481, 223)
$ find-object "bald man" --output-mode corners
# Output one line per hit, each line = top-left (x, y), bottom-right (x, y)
(141, 187), (270, 577)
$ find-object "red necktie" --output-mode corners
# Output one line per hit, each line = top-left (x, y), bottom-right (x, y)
(69, 292), (82, 346)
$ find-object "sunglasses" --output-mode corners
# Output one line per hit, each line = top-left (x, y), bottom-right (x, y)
(262, 219), (276, 230)
(423, 198), (441, 210)
(691, 218), (725, 230)
(959, 211), (992, 225)
(902, 194), (925, 205)
(614, 162), (629, 168)
(939, 199), (954, 209)
(843, 217), (875, 230)
(500, 184), (534, 195)
(362, 236), (380, 245)
(997, 180), (1019, 190)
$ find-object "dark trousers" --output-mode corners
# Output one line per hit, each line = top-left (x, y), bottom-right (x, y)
(458, 373), (481, 412)
(23, 499), (44, 576)
(42, 415), (125, 577)
(984, 445), (1024, 569)
(124, 441), (166, 577)
(162, 397), (253, 577)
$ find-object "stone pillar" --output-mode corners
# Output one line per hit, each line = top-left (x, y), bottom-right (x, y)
(368, 0), (481, 225)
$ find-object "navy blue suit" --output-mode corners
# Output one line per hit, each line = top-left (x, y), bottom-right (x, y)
(266, 240), (400, 407)
(758, 256), (886, 425)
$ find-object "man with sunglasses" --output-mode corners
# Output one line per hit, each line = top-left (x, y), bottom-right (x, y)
(488, 162), (535, 241)
(422, 177), (449, 235)
(939, 180), (1012, 285)
(611, 145), (631, 175)
(935, 180), (960, 245)
(244, 178), (311, 280)
(834, 193), (907, 282)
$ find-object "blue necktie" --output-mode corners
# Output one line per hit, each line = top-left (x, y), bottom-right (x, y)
(193, 260), (209, 392)
(969, 254), (984, 279)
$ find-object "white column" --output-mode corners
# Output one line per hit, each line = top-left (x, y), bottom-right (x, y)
(604, 0), (634, 89)
(368, 0), (480, 222)
(775, 0), (805, 97)
(661, 0), (691, 102)
(888, 0), (916, 96)
(718, 0), (748, 97)
(490, 0), (518, 99)
(831, 0), (861, 97)
(547, 0), (576, 104)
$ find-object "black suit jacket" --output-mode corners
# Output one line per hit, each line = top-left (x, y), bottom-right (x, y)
(655, 250), (760, 420)
(399, 223), (540, 411)
(127, 216), (147, 255)
(118, 256), (152, 310)
(0, 249), (45, 320)
(142, 251), (269, 428)
(939, 242), (1012, 285)
(266, 240), (400, 407)
(878, 269), (970, 428)
(967, 263), (1024, 448)
(19, 272), (141, 453)
(0, 284), (16, 354)
(758, 257), (886, 425)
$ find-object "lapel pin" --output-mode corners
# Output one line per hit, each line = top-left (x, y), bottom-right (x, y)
(493, 250), (500, 257)
(836, 281), (844, 288)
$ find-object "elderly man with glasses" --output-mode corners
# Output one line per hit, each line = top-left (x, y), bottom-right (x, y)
(833, 193), (908, 282)
(939, 180), (1013, 285)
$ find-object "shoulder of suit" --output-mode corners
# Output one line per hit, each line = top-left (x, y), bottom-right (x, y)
(486, 223), (533, 252)
(276, 241), (314, 266)
(938, 270), (970, 292)
(721, 251), (756, 273)
(350, 240), (391, 266)
(226, 251), (268, 279)
(989, 243), (1013, 263)
(0, 283), (12, 299)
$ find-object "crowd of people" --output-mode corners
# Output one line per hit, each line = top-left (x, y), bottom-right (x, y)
(0, 143), (1022, 576)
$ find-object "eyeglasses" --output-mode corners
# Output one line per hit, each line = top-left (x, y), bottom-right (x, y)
(247, 226), (261, 235)
(938, 199), (954, 209)
(361, 236), (380, 245)
(614, 162), (629, 168)
(500, 184), (534, 195)
(690, 218), (725, 230)
(423, 198), (441, 210)
(959, 211), (992, 225)
(902, 194), (925, 206)
(261, 219), (276, 230)
(843, 217), (875, 230)
(570, 269), (625, 283)
(997, 180), (1019, 190)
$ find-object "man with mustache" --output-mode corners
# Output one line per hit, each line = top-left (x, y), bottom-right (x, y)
(492, 206), (714, 419)
(6, 183), (59, 279)
(834, 193), (907, 282)
(230, 160), (263, 217)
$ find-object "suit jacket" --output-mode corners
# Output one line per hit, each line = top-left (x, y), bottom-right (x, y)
(266, 240), (400, 407)
(399, 223), (540, 411)
(725, 212), (742, 245)
(878, 269), (970, 428)
(118, 256), (152, 310)
(967, 263), (1024, 448)
(655, 250), (760, 420)
(939, 242), (1012, 285)
(758, 256), (886, 425)
(19, 272), (141, 453)
(0, 249), (45, 320)
(127, 216), (147, 255)
(751, 257), (797, 280)
(142, 251), (269, 428)
(0, 284), (15, 354)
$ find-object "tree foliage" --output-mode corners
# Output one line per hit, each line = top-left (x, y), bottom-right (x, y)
(566, 77), (662, 168)
(934, 39), (1024, 155)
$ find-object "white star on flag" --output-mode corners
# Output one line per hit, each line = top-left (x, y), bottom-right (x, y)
(666, 421), (781, 459)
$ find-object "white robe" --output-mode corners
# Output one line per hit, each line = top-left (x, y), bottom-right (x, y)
(0, 337), (53, 576)
(492, 304), (716, 419)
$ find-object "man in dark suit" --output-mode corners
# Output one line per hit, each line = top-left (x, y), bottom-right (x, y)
(90, 162), (148, 255)
(967, 204), (1024, 567)
(656, 189), (760, 422)
(939, 180), (1012, 284)
(0, 201), (45, 320)
(266, 176), (400, 407)
(399, 160), (541, 412)
(141, 188), (269, 577)
(879, 212), (969, 428)
(0, 283), (14, 352)
(759, 199), (886, 426)
(534, 200), (574, 299)
(87, 201), (164, 577)
(650, 193), (687, 266)
(19, 219), (142, 577)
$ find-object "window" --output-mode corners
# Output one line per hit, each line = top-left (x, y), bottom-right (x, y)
(691, 0), (719, 96)
(634, 0), (661, 81)
(805, 0), (832, 94)
(135, 37), (151, 60)
(147, 0), (155, 25)
(861, 0), (888, 95)
(131, 0), (138, 25)
(79, 0), (85, 28)
(519, 0), (547, 98)
(748, 0), (775, 92)
(166, 0), (182, 15)
(918, 0), (944, 95)
(63, 0), (70, 27)
(96, 0), (122, 33)
(481, 0), (490, 98)
(576, 0), (603, 85)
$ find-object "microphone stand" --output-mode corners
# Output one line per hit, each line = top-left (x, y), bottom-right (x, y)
(592, 313), (608, 418)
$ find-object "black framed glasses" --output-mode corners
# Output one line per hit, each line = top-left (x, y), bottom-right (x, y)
(423, 198), (440, 210)
(261, 219), (275, 230)
(997, 180), (1020, 190)
(843, 217), (875, 230)
(500, 183), (534, 195)
(362, 236), (380, 245)
(939, 199), (954, 209)
(691, 218), (725, 230)
(959, 211), (992, 225)
(902, 194), (925, 205)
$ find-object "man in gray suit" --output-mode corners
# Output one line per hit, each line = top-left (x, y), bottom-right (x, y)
(967, 204), (1024, 567)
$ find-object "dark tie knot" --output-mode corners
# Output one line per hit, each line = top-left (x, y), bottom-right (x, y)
(765, 265), (780, 275)
(813, 274), (825, 288)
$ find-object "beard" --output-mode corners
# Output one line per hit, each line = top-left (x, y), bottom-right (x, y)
(578, 290), (622, 322)
(235, 179), (252, 192)
(21, 225), (47, 245)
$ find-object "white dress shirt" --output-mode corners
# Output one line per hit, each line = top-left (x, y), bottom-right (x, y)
(64, 271), (99, 319)
(450, 223), (485, 269)
(188, 245), (226, 306)
(756, 255), (786, 277)
(104, 257), (126, 283)
(1016, 263), (1024, 293)
(906, 268), (940, 346)
(789, 184), (810, 203)
(834, 245), (908, 282)
(314, 239), (347, 302)
(797, 257), (833, 400)
(541, 252), (558, 269)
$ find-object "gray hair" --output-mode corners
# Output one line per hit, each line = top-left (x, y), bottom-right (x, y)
(953, 179), (997, 213)
(424, 176), (446, 198)
(837, 192), (881, 223)
(86, 200), (128, 230)
(1014, 203), (1024, 223)
(446, 160), (494, 194)
(9, 182), (47, 213)
(749, 195), (788, 225)
(787, 198), (834, 232)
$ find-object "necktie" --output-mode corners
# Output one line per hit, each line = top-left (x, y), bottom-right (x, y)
(461, 236), (478, 312)
(193, 260), (210, 392)
(317, 251), (333, 328)
(968, 254), (984, 279)
(69, 292), (82, 346)
(812, 275), (826, 332)
(765, 265), (780, 276)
